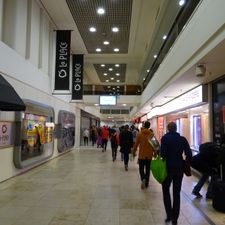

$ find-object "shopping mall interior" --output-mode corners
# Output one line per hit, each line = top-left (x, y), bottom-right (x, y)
(0, 0), (225, 224)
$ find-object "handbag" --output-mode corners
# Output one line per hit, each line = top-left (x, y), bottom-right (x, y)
(183, 159), (192, 176)
(150, 155), (167, 184)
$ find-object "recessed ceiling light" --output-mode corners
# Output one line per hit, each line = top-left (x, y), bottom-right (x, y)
(110, 77), (114, 80)
(103, 73), (107, 76)
(146, 69), (150, 73)
(108, 86), (111, 88)
(89, 27), (96, 32)
(94, 103), (99, 106)
(101, 64), (105, 67)
(106, 80), (109, 82)
(122, 104), (127, 106)
(103, 41), (110, 45)
(116, 73), (120, 76)
(96, 48), (101, 52)
(97, 7), (105, 15)
(117, 86), (120, 88)
(154, 54), (157, 58)
(109, 68), (113, 71)
(113, 87), (115, 90)
(179, 0), (185, 6)
(163, 35), (167, 40)
(114, 48), (119, 52)
(116, 80), (120, 82)
(143, 77), (145, 81)
(112, 27), (119, 32)
(115, 64), (120, 67)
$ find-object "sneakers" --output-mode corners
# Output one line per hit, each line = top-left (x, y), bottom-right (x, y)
(141, 179), (146, 189)
(192, 190), (202, 198)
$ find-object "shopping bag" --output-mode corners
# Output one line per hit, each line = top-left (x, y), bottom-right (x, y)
(150, 155), (167, 184)
(183, 160), (192, 176)
(149, 136), (160, 151)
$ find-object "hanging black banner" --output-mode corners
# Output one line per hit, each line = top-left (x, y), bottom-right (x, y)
(72, 54), (83, 100)
(54, 30), (71, 91)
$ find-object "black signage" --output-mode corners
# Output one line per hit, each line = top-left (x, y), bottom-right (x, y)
(72, 54), (83, 100)
(54, 30), (71, 90)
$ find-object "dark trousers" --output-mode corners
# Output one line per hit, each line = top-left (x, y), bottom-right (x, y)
(193, 173), (218, 196)
(139, 159), (151, 186)
(83, 137), (88, 146)
(102, 139), (108, 151)
(162, 169), (183, 222)
(112, 147), (117, 160)
(123, 153), (129, 166)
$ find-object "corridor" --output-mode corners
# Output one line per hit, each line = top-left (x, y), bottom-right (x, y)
(0, 147), (224, 225)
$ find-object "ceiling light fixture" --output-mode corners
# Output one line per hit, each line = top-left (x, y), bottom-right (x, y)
(103, 41), (110, 45)
(110, 77), (114, 80)
(96, 48), (101, 52)
(109, 68), (113, 71)
(101, 64), (105, 67)
(146, 69), (150, 73)
(114, 48), (119, 52)
(89, 27), (96, 32)
(115, 64), (120, 67)
(106, 80), (109, 82)
(112, 27), (119, 32)
(115, 73), (120, 76)
(154, 54), (157, 58)
(116, 80), (120, 82)
(97, 7), (105, 15)
(179, 0), (185, 6)
(163, 35), (167, 40)
(94, 103), (99, 106)
(103, 73), (107, 76)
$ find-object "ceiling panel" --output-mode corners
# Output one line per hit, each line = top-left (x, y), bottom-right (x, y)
(66, 0), (133, 54)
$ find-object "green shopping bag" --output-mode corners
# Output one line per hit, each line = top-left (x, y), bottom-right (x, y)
(151, 155), (167, 184)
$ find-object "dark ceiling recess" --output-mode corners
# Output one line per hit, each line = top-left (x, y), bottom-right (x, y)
(66, 0), (133, 54)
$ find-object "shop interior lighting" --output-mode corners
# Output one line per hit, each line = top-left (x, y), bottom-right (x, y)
(96, 48), (101, 52)
(106, 80), (109, 82)
(114, 48), (119, 52)
(116, 80), (120, 82)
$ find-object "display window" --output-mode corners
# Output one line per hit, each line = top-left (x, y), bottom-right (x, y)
(57, 110), (75, 152)
(14, 100), (54, 168)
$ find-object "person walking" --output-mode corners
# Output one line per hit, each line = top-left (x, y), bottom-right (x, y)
(160, 122), (192, 225)
(110, 129), (119, 161)
(120, 125), (133, 171)
(101, 125), (109, 152)
(133, 121), (156, 189)
(83, 128), (89, 146)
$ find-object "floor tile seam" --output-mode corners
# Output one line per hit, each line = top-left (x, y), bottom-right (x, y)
(181, 190), (216, 225)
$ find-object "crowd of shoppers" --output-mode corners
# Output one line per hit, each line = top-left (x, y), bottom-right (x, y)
(81, 121), (224, 225)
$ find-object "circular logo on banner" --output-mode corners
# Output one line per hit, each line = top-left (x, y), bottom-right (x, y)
(2, 124), (7, 134)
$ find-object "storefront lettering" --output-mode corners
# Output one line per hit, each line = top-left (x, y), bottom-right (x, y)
(73, 63), (82, 91)
(58, 42), (68, 78)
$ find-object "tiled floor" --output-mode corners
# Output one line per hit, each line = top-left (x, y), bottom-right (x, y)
(0, 146), (224, 225)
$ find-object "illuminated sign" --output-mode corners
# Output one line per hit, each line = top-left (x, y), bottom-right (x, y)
(0, 122), (12, 146)
(147, 86), (205, 118)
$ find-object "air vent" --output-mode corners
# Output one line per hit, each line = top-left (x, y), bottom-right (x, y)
(100, 109), (130, 114)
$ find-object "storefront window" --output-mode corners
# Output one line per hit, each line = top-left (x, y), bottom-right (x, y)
(14, 100), (54, 168)
(193, 115), (202, 150)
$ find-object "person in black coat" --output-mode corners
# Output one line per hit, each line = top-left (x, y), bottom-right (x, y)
(191, 142), (224, 198)
(119, 125), (133, 171)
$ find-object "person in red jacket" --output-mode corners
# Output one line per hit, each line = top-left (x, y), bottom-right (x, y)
(101, 125), (109, 152)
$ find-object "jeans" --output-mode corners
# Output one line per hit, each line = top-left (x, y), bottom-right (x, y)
(112, 147), (117, 160)
(139, 159), (151, 186)
(162, 168), (183, 222)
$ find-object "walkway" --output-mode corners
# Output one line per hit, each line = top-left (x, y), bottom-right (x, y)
(0, 147), (224, 225)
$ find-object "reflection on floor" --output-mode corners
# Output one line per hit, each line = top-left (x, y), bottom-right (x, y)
(0, 146), (224, 225)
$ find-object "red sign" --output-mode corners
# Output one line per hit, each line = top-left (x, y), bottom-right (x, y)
(157, 117), (164, 143)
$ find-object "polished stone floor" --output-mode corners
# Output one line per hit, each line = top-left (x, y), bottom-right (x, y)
(0, 146), (224, 225)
